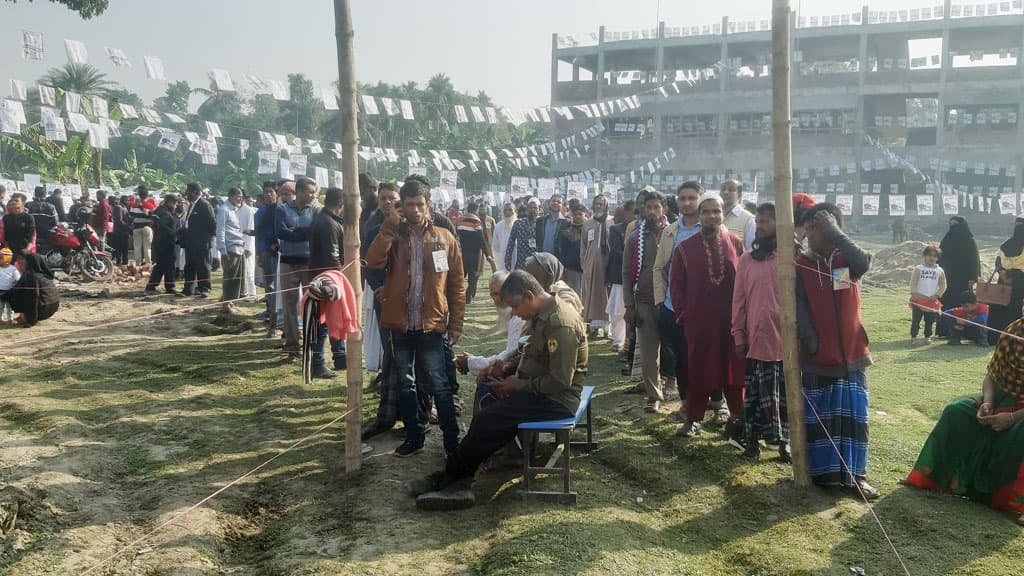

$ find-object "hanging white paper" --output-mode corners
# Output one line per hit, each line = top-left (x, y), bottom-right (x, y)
(99, 117), (120, 138)
(1000, 193), (1018, 215)
(862, 195), (879, 216)
(141, 108), (162, 124)
(470, 106), (486, 123)
(290, 154), (308, 175)
(38, 85), (56, 107)
(378, 97), (398, 116)
(440, 170), (458, 188)
(43, 115), (67, 142)
(315, 166), (329, 187)
(269, 80), (290, 101)
(132, 125), (157, 137)
(105, 46), (131, 67)
(88, 123), (109, 149)
(157, 130), (183, 151)
(239, 138), (249, 159)
(165, 113), (186, 124)
(3, 100), (26, 126)
(9, 80), (27, 102)
(258, 151), (278, 174)
(91, 95), (108, 118)
(118, 103), (139, 119)
(205, 120), (222, 138)
(361, 95), (379, 115)
(889, 195), (906, 216)
(942, 194), (959, 215)
(21, 30), (44, 60)
(278, 159), (291, 179)
(454, 105), (469, 123)
(144, 56), (166, 80)
(65, 91), (81, 114)
(64, 39), (88, 64)
(0, 109), (18, 135)
(916, 195), (933, 216)
(210, 69), (235, 92)
(321, 87), (338, 110)
(400, 99), (415, 120)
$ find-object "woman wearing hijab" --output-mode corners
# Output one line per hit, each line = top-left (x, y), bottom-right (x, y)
(524, 252), (583, 314)
(937, 216), (981, 336)
(987, 217), (1024, 343)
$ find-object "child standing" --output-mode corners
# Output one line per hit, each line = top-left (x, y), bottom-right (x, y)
(0, 247), (21, 323)
(910, 245), (946, 346)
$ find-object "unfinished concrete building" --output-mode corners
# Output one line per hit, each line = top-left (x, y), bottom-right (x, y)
(550, 2), (1024, 222)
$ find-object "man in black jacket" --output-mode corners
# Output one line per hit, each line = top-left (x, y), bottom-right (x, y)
(2, 194), (35, 256)
(535, 194), (568, 256)
(181, 182), (216, 297)
(46, 188), (66, 222)
(26, 187), (58, 254)
(307, 186), (347, 376)
(145, 194), (180, 295)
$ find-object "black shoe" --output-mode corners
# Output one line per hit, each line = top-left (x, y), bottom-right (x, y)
(143, 288), (158, 295)
(405, 470), (451, 497)
(742, 443), (761, 463)
(333, 357), (348, 371)
(777, 443), (792, 464)
(312, 366), (337, 380)
(416, 485), (475, 511)
(165, 289), (179, 295)
(394, 438), (424, 458)
(196, 291), (209, 299)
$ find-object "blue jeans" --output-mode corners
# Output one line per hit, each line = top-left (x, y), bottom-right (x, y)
(312, 323), (347, 370)
(391, 330), (460, 453)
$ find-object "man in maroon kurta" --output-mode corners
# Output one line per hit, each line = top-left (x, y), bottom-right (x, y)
(669, 192), (745, 437)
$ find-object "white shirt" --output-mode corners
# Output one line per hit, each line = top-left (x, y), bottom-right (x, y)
(914, 264), (944, 298)
(468, 314), (525, 375)
(724, 205), (756, 252)
(0, 265), (20, 291)
(238, 204), (256, 253)
(493, 218), (515, 271)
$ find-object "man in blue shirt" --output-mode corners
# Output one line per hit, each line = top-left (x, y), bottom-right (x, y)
(536, 194), (566, 255)
(652, 181), (704, 415)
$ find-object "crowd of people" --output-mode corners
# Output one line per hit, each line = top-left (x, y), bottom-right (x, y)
(3, 173), (1024, 521)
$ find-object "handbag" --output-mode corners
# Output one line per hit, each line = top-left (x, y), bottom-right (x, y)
(976, 271), (1013, 306)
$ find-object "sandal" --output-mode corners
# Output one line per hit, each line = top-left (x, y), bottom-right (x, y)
(853, 478), (880, 501)
(713, 408), (731, 426)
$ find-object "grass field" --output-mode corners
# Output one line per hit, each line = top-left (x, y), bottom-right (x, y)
(0, 274), (1021, 575)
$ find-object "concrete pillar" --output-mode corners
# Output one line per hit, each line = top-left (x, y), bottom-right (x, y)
(718, 16), (730, 153)
(551, 34), (560, 100)
(597, 26), (605, 175)
(654, 21), (666, 156)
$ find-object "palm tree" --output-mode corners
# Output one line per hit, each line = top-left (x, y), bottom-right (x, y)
(43, 62), (116, 97)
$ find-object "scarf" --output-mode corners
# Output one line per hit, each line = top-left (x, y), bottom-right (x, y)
(750, 234), (777, 261)
(632, 216), (666, 287)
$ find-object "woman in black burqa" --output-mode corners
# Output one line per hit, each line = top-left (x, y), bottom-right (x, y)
(9, 252), (59, 327)
(937, 216), (980, 336)
(987, 217), (1024, 343)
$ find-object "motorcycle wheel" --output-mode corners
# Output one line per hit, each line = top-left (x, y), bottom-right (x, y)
(79, 252), (115, 282)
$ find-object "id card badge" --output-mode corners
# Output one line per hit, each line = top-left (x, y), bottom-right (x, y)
(528, 238), (537, 250)
(432, 249), (449, 273)
(587, 229), (595, 242)
(832, 267), (851, 291)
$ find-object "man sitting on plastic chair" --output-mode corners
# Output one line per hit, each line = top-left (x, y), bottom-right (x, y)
(408, 270), (589, 510)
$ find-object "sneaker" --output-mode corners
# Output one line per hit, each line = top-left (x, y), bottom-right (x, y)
(678, 420), (702, 437)
(394, 439), (424, 458)
(924, 337), (934, 345)
(312, 367), (337, 380)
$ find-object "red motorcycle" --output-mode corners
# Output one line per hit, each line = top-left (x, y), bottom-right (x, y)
(44, 223), (115, 282)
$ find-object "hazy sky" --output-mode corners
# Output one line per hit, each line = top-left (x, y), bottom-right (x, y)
(2, 0), (946, 110)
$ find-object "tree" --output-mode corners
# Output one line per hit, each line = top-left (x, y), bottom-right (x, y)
(8, 0), (108, 18)
(43, 63), (116, 97)
(153, 81), (192, 116)
(194, 81), (243, 123)
(280, 73), (324, 140)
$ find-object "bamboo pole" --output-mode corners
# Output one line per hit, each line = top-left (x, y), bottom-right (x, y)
(334, 0), (364, 474)
(771, 0), (809, 487)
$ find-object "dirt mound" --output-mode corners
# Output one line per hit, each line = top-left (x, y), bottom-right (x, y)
(194, 310), (257, 336)
(865, 241), (929, 287)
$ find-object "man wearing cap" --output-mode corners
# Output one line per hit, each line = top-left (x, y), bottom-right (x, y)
(504, 197), (541, 271)
(720, 179), (756, 252)
(145, 194), (180, 295)
(669, 192), (746, 438)
(792, 193), (817, 244)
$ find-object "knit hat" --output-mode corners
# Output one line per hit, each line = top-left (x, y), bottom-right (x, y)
(792, 193), (816, 212)
(697, 191), (724, 211)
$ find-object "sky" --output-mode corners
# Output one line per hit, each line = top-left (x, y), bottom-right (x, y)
(1, 0), (951, 111)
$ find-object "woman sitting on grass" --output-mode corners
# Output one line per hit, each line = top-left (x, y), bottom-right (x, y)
(904, 312), (1024, 524)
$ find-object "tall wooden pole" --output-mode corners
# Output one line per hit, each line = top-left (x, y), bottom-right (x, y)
(772, 0), (809, 487)
(334, 0), (363, 474)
